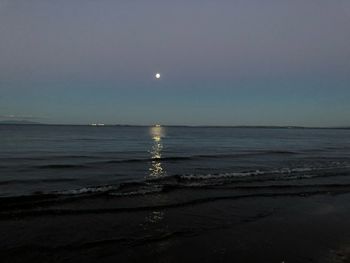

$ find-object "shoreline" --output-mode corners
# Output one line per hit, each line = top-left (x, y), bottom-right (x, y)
(1, 187), (350, 262)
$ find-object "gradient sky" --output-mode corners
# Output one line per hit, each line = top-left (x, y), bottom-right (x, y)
(0, 0), (349, 126)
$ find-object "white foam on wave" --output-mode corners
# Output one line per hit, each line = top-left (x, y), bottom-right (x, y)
(179, 165), (349, 181)
(57, 185), (115, 195)
(53, 163), (350, 196)
(181, 170), (265, 180)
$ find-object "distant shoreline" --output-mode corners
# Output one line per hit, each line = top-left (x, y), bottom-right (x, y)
(0, 122), (349, 129)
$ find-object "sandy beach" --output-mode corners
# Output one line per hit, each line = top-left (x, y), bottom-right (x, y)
(2, 182), (350, 263)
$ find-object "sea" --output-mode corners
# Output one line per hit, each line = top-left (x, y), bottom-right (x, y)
(1, 124), (350, 198)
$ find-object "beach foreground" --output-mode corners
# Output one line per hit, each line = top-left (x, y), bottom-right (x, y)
(2, 185), (350, 263)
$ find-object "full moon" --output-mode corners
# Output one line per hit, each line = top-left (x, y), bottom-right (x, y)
(155, 73), (161, 79)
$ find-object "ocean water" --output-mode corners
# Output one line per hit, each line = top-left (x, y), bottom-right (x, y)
(1, 125), (350, 197)
(2, 124), (350, 262)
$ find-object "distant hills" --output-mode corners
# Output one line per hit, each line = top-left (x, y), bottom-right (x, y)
(0, 120), (42, 125)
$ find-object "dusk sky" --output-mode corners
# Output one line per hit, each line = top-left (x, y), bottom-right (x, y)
(0, 0), (349, 126)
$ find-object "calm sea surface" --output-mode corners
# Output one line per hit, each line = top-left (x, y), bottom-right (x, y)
(1, 125), (350, 197)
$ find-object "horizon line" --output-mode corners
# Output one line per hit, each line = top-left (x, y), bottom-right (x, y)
(0, 121), (349, 129)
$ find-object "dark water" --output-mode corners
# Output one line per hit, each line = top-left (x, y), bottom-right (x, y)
(1, 125), (350, 197)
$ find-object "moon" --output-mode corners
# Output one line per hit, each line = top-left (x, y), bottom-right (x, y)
(155, 73), (161, 79)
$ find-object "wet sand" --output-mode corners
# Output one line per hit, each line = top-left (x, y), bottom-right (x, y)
(1, 188), (350, 262)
